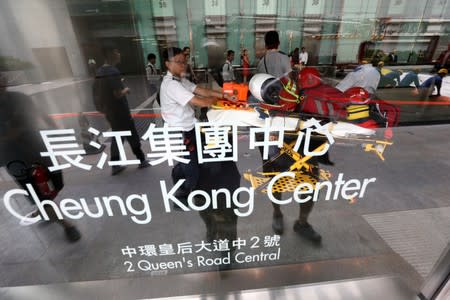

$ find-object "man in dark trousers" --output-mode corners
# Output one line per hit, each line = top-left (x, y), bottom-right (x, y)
(256, 31), (322, 243)
(96, 44), (149, 175)
(0, 73), (81, 242)
(146, 53), (158, 77)
(419, 68), (448, 99)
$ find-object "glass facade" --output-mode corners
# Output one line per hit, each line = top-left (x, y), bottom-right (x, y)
(0, 0), (449, 299)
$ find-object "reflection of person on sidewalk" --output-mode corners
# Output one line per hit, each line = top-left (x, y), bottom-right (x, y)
(256, 31), (321, 243)
(146, 53), (158, 77)
(419, 68), (448, 99)
(160, 47), (225, 203)
(0, 73), (81, 242)
(145, 53), (160, 103)
(96, 44), (150, 175)
(299, 47), (308, 66)
(196, 160), (240, 270)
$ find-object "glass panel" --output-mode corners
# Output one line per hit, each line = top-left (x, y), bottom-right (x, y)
(0, 0), (449, 298)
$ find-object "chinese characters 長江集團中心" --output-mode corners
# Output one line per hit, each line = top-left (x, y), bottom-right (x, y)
(2, 119), (379, 225)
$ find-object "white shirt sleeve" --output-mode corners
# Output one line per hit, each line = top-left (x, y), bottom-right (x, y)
(166, 80), (195, 106)
(181, 78), (197, 93)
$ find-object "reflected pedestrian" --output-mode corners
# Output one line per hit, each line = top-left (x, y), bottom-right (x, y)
(256, 31), (291, 78)
(196, 160), (240, 270)
(95, 44), (150, 175)
(299, 47), (308, 66)
(222, 50), (235, 83)
(256, 31), (321, 243)
(145, 53), (160, 103)
(0, 73), (81, 242)
(146, 53), (158, 77)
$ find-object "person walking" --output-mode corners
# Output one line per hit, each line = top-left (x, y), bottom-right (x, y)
(95, 44), (150, 175)
(222, 50), (236, 83)
(256, 31), (321, 243)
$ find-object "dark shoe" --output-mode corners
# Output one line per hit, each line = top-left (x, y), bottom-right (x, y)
(293, 221), (322, 244)
(272, 215), (284, 235)
(138, 160), (150, 169)
(319, 152), (335, 166)
(320, 158), (335, 166)
(111, 166), (126, 176)
(64, 226), (81, 242)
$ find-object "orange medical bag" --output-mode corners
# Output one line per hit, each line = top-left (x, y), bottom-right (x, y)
(222, 82), (249, 101)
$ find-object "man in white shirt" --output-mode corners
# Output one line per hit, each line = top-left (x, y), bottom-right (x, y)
(160, 47), (226, 201)
(146, 53), (158, 79)
(222, 50), (235, 82)
(299, 47), (308, 66)
(146, 53), (160, 101)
